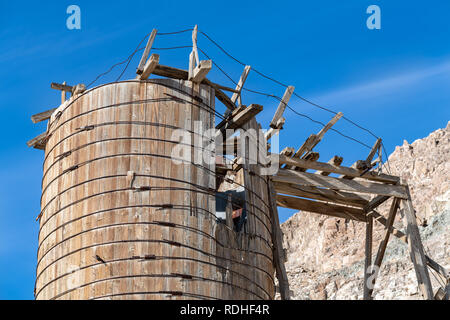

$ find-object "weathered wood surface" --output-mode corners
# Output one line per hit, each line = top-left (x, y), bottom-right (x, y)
(27, 132), (49, 150)
(276, 194), (367, 222)
(273, 169), (407, 199)
(36, 79), (274, 300)
(32, 108), (57, 124)
(363, 214), (373, 300)
(315, 156), (343, 176)
(270, 86), (294, 128)
(136, 29), (157, 75)
(139, 54), (160, 80)
(401, 184), (434, 300)
(367, 198), (400, 298)
(273, 181), (370, 208)
(268, 179), (290, 299)
(231, 65), (251, 105)
(192, 60), (212, 83)
(276, 154), (400, 184)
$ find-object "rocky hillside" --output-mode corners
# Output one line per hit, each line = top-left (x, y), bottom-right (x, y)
(281, 121), (450, 300)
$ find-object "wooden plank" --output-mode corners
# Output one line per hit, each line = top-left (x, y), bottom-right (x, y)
(153, 64), (188, 79)
(192, 60), (212, 83)
(280, 147), (295, 157)
(363, 213), (373, 300)
(367, 138), (382, 163)
(296, 152), (320, 173)
(152, 64), (236, 110)
(61, 81), (67, 104)
(316, 156), (343, 176)
(287, 112), (343, 170)
(226, 194), (233, 229)
(270, 86), (295, 128)
(51, 82), (73, 92)
(268, 180), (290, 300)
(139, 54), (160, 80)
(401, 183), (434, 300)
(217, 104), (263, 131)
(273, 181), (369, 208)
(31, 108), (57, 124)
(188, 25), (199, 80)
(265, 118), (285, 141)
(315, 112), (343, 143)
(231, 66), (251, 105)
(27, 132), (48, 150)
(341, 139), (382, 180)
(273, 169), (407, 199)
(136, 29), (157, 75)
(367, 198), (400, 298)
(276, 194), (367, 222)
(276, 154), (400, 184)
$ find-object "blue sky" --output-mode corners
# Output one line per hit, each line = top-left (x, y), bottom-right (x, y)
(0, 1), (449, 300)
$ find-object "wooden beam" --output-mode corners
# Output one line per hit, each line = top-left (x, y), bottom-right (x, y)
(226, 194), (233, 229)
(265, 118), (285, 141)
(217, 104), (263, 131)
(31, 108), (57, 124)
(276, 194), (367, 222)
(211, 83), (240, 94)
(231, 65), (251, 105)
(192, 60), (212, 83)
(51, 82), (73, 92)
(367, 198), (400, 298)
(316, 112), (343, 142)
(296, 152), (320, 172)
(280, 147), (295, 157)
(273, 169), (408, 199)
(136, 29), (157, 75)
(287, 113), (343, 170)
(268, 180), (291, 300)
(401, 184), (434, 300)
(270, 86), (295, 128)
(152, 64), (236, 111)
(61, 81), (67, 104)
(341, 138), (383, 180)
(364, 213), (373, 300)
(285, 135), (317, 170)
(27, 132), (49, 150)
(188, 25), (199, 80)
(273, 181), (369, 208)
(367, 138), (382, 163)
(276, 154), (400, 184)
(315, 156), (343, 176)
(140, 54), (160, 80)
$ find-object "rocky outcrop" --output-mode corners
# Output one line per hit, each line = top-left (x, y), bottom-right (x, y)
(281, 121), (450, 300)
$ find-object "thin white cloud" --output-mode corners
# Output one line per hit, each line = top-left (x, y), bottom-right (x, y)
(311, 61), (450, 105)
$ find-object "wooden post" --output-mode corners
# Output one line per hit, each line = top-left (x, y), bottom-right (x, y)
(231, 66), (251, 106)
(268, 179), (290, 300)
(401, 181), (434, 300)
(270, 86), (295, 128)
(364, 213), (373, 300)
(226, 194), (233, 229)
(139, 54), (160, 80)
(367, 198), (400, 298)
(188, 25), (199, 80)
(61, 81), (67, 104)
(136, 29), (157, 75)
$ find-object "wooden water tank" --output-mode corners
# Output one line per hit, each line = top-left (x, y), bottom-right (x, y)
(35, 79), (275, 300)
